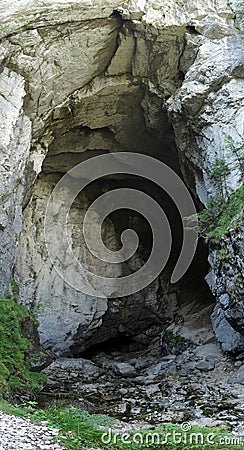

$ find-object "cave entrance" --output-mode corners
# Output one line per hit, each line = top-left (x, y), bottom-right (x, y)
(80, 335), (139, 359)
(16, 74), (215, 356)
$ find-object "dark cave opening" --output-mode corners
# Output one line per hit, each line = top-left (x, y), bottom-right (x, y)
(80, 335), (140, 359)
(16, 74), (216, 356)
(67, 167), (215, 357)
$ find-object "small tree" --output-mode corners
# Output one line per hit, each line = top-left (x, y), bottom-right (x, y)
(224, 135), (244, 181)
(209, 158), (231, 199)
(198, 135), (244, 243)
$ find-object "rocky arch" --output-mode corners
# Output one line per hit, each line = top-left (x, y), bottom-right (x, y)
(0, 0), (243, 354)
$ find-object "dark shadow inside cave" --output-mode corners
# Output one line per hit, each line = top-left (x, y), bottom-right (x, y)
(67, 173), (215, 356)
(17, 76), (216, 356)
(81, 335), (139, 359)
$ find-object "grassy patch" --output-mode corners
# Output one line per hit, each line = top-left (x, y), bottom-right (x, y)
(0, 299), (46, 393)
(199, 183), (244, 244)
(0, 400), (242, 450)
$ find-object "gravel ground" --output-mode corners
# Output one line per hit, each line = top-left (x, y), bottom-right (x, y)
(0, 412), (66, 450)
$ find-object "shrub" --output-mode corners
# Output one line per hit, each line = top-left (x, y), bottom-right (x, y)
(198, 136), (244, 244)
(0, 299), (46, 394)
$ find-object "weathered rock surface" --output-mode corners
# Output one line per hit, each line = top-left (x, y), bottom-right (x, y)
(0, 0), (243, 354)
(41, 328), (244, 435)
(211, 306), (244, 354)
(0, 68), (31, 292)
(233, 364), (244, 385)
(209, 218), (244, 353)
(112, 362), (137, 377)
(45, 357), (103, 383)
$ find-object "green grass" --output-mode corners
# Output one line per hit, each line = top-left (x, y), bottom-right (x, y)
(0, 400), (243, 450)
(0, 299), (46, 393)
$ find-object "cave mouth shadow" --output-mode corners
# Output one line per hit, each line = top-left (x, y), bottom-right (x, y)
(80, 335), (143, 360)
(17, 73), (216, 357)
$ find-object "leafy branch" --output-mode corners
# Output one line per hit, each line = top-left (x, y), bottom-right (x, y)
(198, 136), (244, 244)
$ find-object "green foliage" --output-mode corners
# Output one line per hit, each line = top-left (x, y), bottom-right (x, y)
(236, 9), (244, 21)
(199, 183), (244, 244)
(224, 135), (244, 179)
(31, 302), (47, 317)
(4, 279), (19, 302)
(209, 158), (231, 197)
(10, 280), (19, 301)
(216, 248), (230, 262)
(0, 400), (243, 450)
(28, 404), (114, 449)
(199, 137), (244, 244)
(165, 331), (193, 353)
(0, 299), (46, 393)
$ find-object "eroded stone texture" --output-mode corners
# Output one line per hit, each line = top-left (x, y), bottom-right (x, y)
(209, 217), (244, 354)
(0, 0), (243, 354)
(16, 174), (121, 354)
(0, 67), (31, 292)
(168, 33), (244, 352)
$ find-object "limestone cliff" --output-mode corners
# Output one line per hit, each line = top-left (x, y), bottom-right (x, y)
(0, 0), (243, 354)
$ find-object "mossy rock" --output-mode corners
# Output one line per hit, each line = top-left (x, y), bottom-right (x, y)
(165, 331), (193, 354)
(0, 299), (49, 395)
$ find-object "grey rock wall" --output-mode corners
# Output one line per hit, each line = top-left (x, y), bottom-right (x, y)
(0, 0), (243, 354)
(0, 67), (31, 293)
(210, 218), (244, 354)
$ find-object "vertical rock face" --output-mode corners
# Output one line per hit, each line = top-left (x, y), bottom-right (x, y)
(209, 218), (244, 354)
(15, 175), (121, 354)
(0, 67), (31, 292)
(0, 0), (243, 354)
(168, 31), (244, 353)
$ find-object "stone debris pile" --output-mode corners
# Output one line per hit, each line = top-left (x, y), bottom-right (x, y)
(0, 412), (66, 450)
